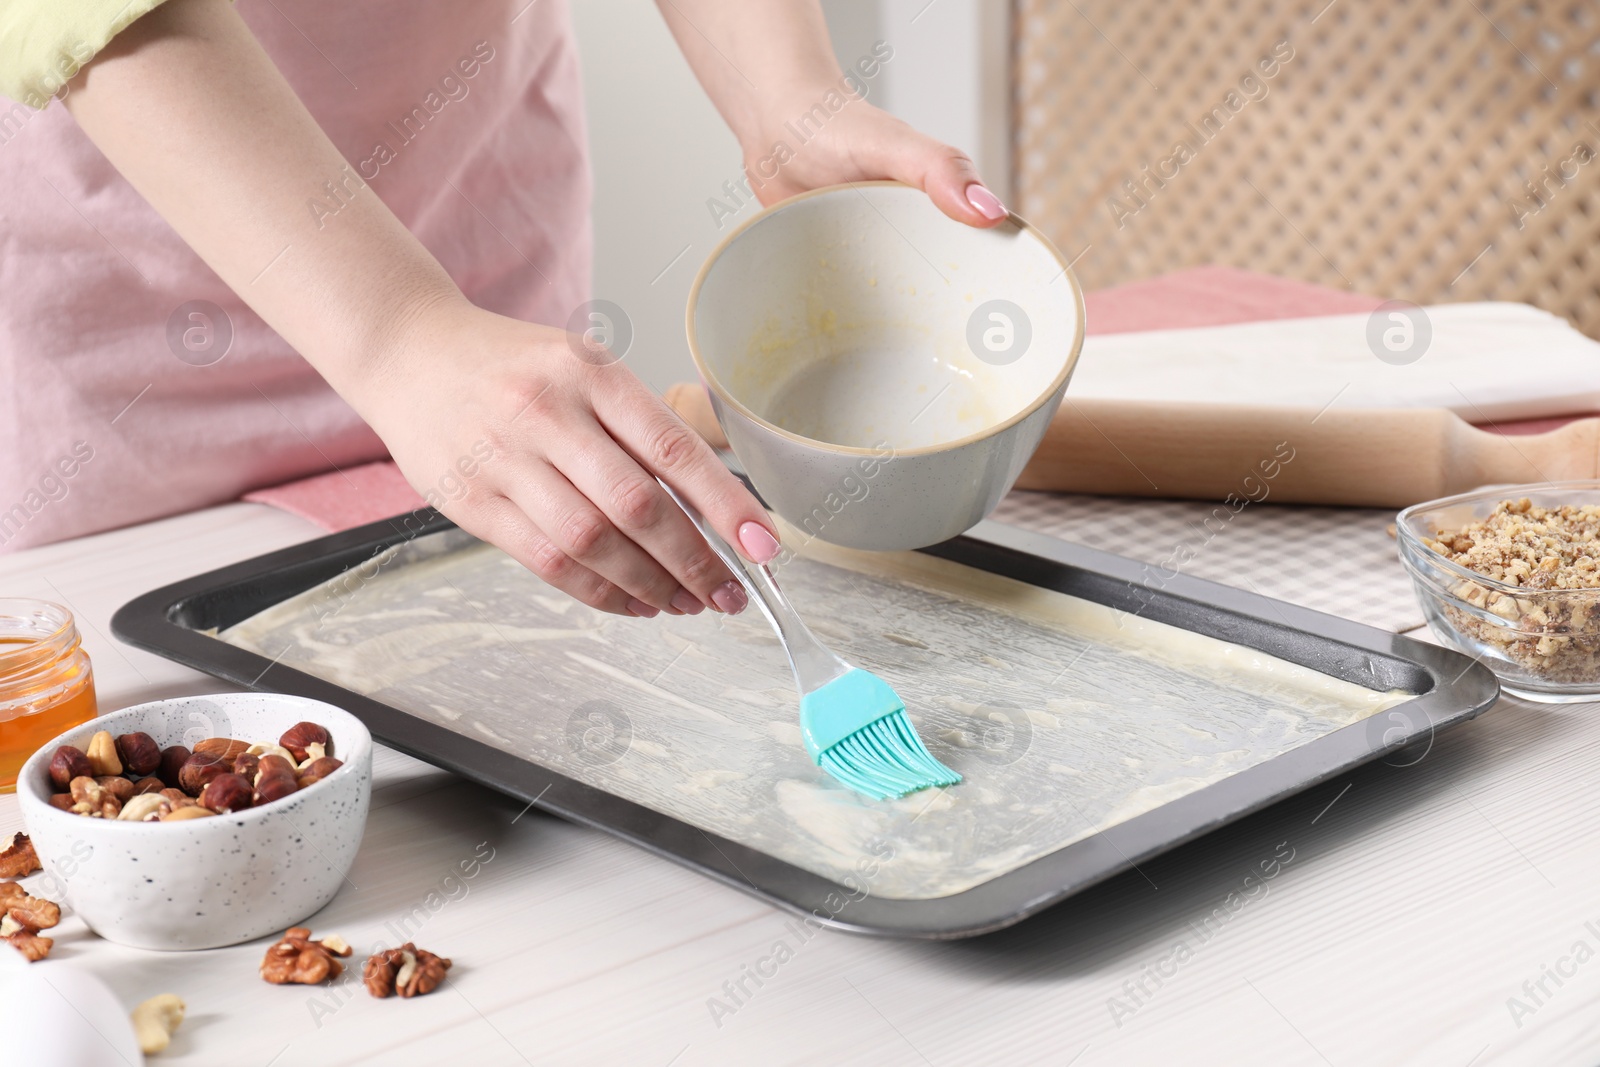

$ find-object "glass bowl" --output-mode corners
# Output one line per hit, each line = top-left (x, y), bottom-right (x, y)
(1396, 481), (1600, 703)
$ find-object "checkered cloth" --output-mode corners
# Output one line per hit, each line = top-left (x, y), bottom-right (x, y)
(990, 490), (1427, 634)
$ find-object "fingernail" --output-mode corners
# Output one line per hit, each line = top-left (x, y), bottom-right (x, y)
(627, 598), (659, 618)
(965, 183), (1007, 221)
(671, 589), (705, 615)
(738, 521), (780, 564)
(710, 580), (747, 615)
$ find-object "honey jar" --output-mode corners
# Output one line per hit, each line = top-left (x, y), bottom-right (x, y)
(0, 599), (98, 793)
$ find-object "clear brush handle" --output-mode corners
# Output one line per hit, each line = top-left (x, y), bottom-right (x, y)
(659, 481), (850, 695)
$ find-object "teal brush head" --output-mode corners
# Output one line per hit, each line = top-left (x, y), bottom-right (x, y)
(662, 482), (961, 801)
(801, 669), (962, 800)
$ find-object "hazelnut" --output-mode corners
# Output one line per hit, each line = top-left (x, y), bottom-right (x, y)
(113, 732), (161, 776)
(253, 775), (298, 806)
(199, 773), (254, 814)
(85, 730), (122, 777)
(47, 794), (73, 811)
(95, 775), (136, 803)
(231, 752), (261, 782)
(255, 753), (296, 780)
(177, 751), (229, 796)
(131, 776), (167, 796)
(253, 755), (299, 806)
(48, 746), (92, 791)
(193, 737), (249, 766)
(157, 745), (191, 788)
(296, 757), (344, 789)
(279, 722), (332, 762)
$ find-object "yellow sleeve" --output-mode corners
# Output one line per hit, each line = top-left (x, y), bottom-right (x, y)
(0, 0), (172, 109)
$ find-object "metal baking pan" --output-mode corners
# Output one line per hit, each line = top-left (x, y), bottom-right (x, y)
(111, 506), (1498, 939)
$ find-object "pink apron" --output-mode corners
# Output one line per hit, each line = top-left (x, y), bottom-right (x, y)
(0, 0), (590, 551)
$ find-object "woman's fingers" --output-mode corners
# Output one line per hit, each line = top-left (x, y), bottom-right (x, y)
(546, 421), (738, 613)
(376, 309), (773, 618)
(851, 114), (1008, 229)
(451, 492), (641, 616)
(499, 460), (697, 616)
(906, 142), (1007, 227)
(593, 375), (781, 571)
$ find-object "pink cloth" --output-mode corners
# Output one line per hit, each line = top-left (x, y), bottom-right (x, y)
(0, 0), (589, 552)
(243, 459), (424, 532)
(1081, 265), (1385, 334)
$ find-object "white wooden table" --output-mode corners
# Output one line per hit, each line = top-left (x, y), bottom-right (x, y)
(3, 502), (1598, 1066)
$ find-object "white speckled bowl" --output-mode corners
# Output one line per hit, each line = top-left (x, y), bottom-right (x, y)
(17, 693), (371, 950)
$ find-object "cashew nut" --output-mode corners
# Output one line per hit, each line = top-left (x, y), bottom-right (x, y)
(244, 742), (295, 764)
(117, 794), (166, 822)
(130, 993), (185, 1055)
(85, 730), (122, 777)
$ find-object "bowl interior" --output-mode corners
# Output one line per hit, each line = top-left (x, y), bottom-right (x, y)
(18, 692), (370, 816)
(691, 184), (1082, 452)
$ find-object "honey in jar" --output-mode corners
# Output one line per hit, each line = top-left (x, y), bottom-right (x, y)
(0, 599), (98, 793)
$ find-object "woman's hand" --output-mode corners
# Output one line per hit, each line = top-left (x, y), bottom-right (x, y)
(358, 298), (778, 617)
(655, 0), (1008, 229)
(740, 93), (1010, 229)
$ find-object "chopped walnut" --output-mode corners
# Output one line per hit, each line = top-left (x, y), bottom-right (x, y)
(362, 943), (452, 998)
(68, 776), (122, 819)
(3, 927), (53, 962)
(0, 881), (61, 932)
(260, 927), (353, 985)
(1, 881), (60, 963)
(1425, 498), (1600, 590)
(0, 833), (40, 878)
(1424, 498), (1600, 683)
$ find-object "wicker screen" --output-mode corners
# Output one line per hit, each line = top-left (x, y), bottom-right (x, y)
(1013, 0), (1600, 337)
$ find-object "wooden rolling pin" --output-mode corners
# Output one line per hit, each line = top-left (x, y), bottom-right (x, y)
(662, 383), (1600, 507)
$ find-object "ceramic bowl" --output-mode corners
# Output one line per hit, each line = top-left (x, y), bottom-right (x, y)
(17, 692), (372, 950)
(687, 181), (1085, 550)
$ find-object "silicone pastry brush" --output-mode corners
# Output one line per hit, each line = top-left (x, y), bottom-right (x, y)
(663, 483), (961, 800)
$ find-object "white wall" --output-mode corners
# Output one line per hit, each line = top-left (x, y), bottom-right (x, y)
(569, 0), (1004, 391)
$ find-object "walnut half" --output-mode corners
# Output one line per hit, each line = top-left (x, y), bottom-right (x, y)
(1, 880), (61, 963)
(1, 882), (61, 932)
(362, 943), (452, 998)
(260, 927), (353, 985)
(3, 926), (52, 962)
(0, 833), (41, 878)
